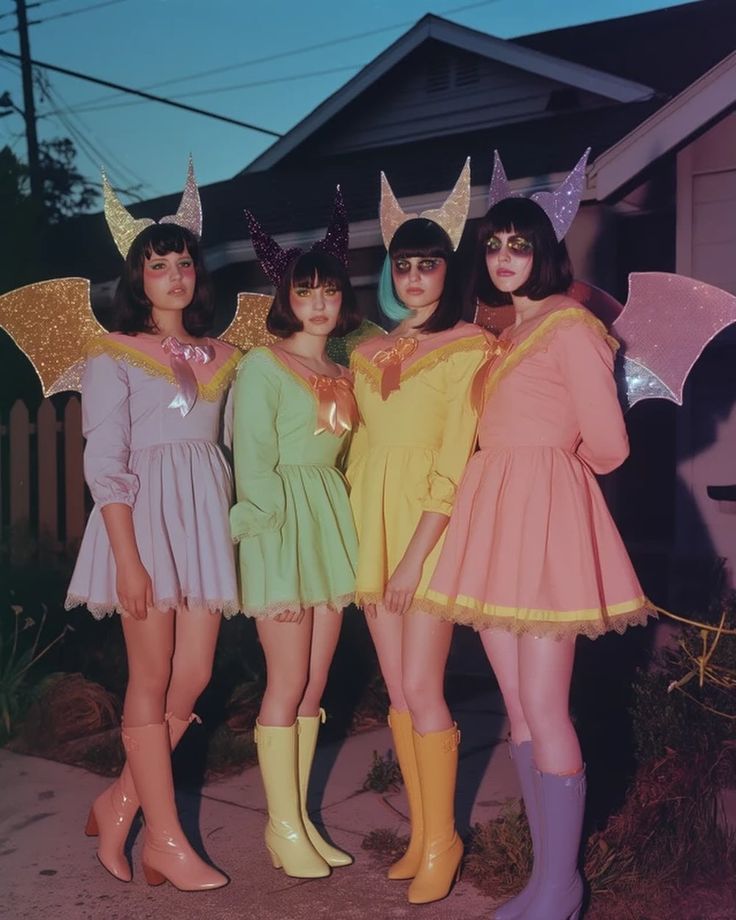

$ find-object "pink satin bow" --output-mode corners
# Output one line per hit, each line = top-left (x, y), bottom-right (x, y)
(311, 374), (358, 435)
(161, 335), (215, 416)
(372, 336), (418, 400)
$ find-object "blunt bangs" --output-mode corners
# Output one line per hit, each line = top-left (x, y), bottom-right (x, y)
(472, 197), (573, 305)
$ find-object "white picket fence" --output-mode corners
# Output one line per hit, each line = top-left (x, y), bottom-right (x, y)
(1, 397), (87, 561)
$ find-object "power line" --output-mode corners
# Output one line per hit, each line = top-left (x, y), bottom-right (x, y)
(0, 47), (283, 136)
(33, 0), (132, 26)
(61, 0), (505, 109)
(37, 71), (158, 196)
(54, 63), (363, 117)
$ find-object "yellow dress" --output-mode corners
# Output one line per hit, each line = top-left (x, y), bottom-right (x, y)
(347, 322), (488, 607)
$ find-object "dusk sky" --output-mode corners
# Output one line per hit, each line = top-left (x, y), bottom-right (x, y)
(0, 0), (695, 202)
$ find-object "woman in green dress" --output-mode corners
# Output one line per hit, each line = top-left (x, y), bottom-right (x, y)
(231, 196), (362, 879)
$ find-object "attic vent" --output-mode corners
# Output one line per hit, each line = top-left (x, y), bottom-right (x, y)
(426, 60), (451, 93)
(454, 59), (480, 87)
(546, 88), (581, 112)
(426, 57), (480, 94)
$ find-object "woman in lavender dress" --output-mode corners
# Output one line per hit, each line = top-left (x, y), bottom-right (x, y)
(66, 218), (239, 891)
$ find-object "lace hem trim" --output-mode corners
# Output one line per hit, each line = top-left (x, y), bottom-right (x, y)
(234, 592), (354, 620)
(86, 337), (240, 401)
(481, 308), (617, 408)
(411, 594), (657, 640)
(352, 334), (487, 395)
(64, 593), (240, 619)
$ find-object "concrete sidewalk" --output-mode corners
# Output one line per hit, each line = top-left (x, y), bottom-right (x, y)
(1, 688), (515, 920)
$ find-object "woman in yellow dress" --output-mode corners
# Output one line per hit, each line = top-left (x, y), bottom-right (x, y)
(347, 160), (488, 904)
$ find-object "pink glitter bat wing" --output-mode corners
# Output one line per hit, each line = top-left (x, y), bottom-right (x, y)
(612, 273), (736, 410)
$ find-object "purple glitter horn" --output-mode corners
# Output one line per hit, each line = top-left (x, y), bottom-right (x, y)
(243, 208), (302, 287)
(487, 148), (591, 241)
(245, 185), (349, 286)
(311, 185), (349, 267)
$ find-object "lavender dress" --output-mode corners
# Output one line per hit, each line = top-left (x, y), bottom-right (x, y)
(65, 332), (241, 619)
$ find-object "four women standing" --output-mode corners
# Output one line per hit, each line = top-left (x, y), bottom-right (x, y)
(57, 154), (652, 913)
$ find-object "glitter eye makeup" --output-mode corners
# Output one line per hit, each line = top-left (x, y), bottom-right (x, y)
(486, 235), (533, 255)
(393, 257), (444, 274)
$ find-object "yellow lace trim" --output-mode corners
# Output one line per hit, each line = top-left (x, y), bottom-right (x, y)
(87, 336), (240, 401)
(480, 308), (618, 408)
(352, 333), (487, 394)
(412, 591), (656, 640)
(233, 592), (354, 620)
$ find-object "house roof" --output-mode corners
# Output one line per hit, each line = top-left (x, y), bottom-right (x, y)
(517, 0), (735, 96)
(591, 50), (736, 200)
(46, 0), (734, 284)
(244, 13), (653, 174)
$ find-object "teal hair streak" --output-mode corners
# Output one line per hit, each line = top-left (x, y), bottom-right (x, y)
(378, 254), (412, 323)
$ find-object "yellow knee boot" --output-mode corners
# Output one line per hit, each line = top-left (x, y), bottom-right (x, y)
(387, 708), (424, 880)
(407, 724), (463, 904)
(297, 710), (353, 867)
(255, 720), (330, 878)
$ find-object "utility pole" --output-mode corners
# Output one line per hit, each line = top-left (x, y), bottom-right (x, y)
(15, 0), (42, 207)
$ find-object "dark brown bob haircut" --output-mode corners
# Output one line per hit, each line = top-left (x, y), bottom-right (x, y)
(472, 197), (573, 306)
(112, 224), (214, 337)
(267, 249), (361, 339)
(389, 218), (461, 333)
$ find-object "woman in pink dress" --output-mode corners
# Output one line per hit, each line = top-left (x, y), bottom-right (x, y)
(67, 175), (238, 891)
(423, 189), (653, 920)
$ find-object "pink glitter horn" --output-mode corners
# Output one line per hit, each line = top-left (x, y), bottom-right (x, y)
(245, 185), (349, 286)
(487, 149), (590, 241)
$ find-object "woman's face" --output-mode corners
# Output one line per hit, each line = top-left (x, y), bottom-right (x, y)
(391, 255), (447, 312)
(289, 275), (343, 336)
(485, 229), (533, 294)
(142, 247), (196, 312)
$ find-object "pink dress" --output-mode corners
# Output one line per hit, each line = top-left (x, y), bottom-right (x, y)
(423, 303), (654, 639)
(65, 332), (241, 619)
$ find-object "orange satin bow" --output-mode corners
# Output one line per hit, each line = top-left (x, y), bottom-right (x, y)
(470, 333), (515, 413)
(372, 336), (419, 399)
(311, 374), (359, 435)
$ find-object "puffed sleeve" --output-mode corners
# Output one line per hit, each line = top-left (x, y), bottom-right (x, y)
(229, 350), (286, 541)
(82, 351), (139, 507)
(556, 320), (630, 474)
(420, 345), (484, 515)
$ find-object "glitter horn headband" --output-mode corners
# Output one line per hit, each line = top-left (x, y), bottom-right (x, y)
(487, 148), (590, 242)
(103, 157), (203, 258)
(244, 185), (349, 287)
(380, 157), (471, 251)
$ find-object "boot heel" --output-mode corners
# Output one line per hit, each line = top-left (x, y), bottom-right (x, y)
(142, 863), (166, 886)
(267, 846), (283, 869)
(84, 809), (99, 837)
(569, 910), (581, 920)
(455, 860), (462, 883)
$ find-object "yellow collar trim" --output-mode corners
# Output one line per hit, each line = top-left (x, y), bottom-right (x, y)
(481, 308), (616, 407)
(352, 333), (487, 394)
(87, 336), (240, 401)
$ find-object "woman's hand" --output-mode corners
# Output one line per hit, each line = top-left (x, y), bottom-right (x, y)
(275, 608), (305, 624)
(384, 558), (423, 616)
(363, 603), (378, 619)
(117, 560), (153, 620)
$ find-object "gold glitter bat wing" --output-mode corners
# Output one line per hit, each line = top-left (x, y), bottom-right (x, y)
(0, 278), (105, 396)
(220, 292), (277, 353)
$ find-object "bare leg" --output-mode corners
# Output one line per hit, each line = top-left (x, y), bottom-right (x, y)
(365, 608), (408, 710)
(121, 611), (175, 726)
(518, 633), (581, 774)
(479, 628), (530, 743)
(402, 612), (454, 734)
(298, 606), (343, 717)
(166, 606), (222, 718)
(257, 611), (313, 726)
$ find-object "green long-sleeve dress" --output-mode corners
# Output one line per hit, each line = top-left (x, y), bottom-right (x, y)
(230, 345), (358, 617)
